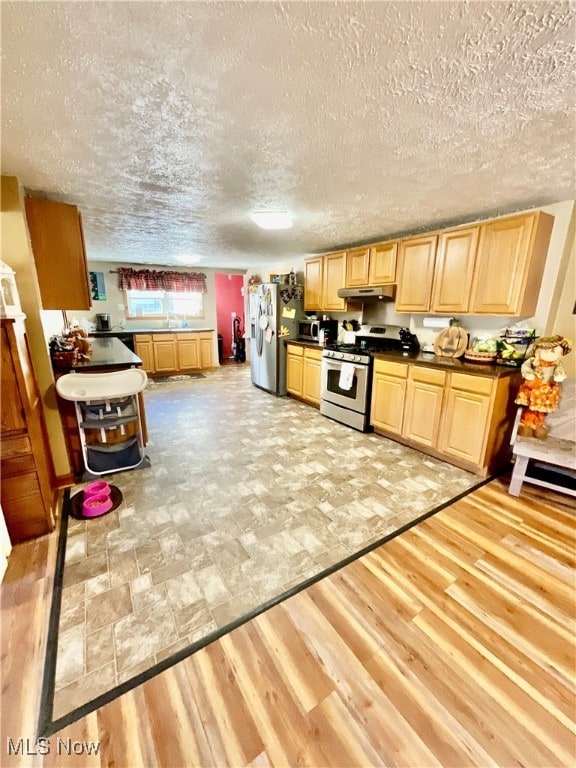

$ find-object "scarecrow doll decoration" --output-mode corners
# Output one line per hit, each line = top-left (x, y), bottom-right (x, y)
(515, 335), (573, 438)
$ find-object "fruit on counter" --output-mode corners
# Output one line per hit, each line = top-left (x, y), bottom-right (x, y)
(472, 338), (498, 353)
(498, 340), (524, 359)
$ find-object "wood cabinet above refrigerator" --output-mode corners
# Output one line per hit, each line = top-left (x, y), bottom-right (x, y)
(25, 197), (91, 310)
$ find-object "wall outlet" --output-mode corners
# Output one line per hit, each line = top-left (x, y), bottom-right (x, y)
(118, 318), (126, 328)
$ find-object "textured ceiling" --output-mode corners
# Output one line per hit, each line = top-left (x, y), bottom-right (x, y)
(2, 1), (575, 270)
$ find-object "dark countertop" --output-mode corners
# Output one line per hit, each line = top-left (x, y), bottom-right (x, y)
(284, 339), (519, 378)
(284, 339), (323, 350)
(372, 350), (520, 378)
(72, 337), (143, 370)
(91, 328), (215, 336)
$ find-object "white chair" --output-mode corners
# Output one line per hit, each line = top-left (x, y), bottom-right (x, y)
(508, 378), (576, 497)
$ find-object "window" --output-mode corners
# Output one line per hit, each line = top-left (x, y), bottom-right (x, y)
(124, 289), (204, 318)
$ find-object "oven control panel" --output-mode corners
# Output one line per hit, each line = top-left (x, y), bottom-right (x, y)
(322, 349), (370, 365)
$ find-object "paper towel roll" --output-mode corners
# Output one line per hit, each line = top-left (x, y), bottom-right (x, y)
(422, 317), (453, 329)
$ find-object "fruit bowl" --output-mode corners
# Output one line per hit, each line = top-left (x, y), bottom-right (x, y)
(464, 349), (497, 363)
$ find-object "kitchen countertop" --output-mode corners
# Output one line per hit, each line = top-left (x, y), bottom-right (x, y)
(284, 339), (519, 378)
(284, 338), (323, 350)
(71, 337), (143, 370)
(372, 350), (520, 377)
(91, 327), (214, 336)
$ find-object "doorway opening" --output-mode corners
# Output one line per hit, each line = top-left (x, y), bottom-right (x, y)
(215, 274), (246, 364)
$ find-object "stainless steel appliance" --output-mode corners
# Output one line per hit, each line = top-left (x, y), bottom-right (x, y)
(320, 326), (419, 431)
(337, 285), (395, 301)
(249, 283), (303, 395)
(95, 313), (111, 331)
(298, 318), (338, 344)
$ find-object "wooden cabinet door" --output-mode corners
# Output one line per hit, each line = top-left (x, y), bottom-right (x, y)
(304, 258), (323, 311)
(470, 213), (544, 315)
(1, 332), (26, 433)
(440, 384), (492, 466)
(431, 227), (479, 313)
(395, 235), (438, 312)
(25, 198), (91, 310)
(346, 247), (370, 287)
(368, 241), (397, 284)
(1, 319), (55, 542)
(177, 337), (200, 370)
(403, 367), (445, 448)
(286, 345), (304, 396)
(370, 361), (408, 435)
(302, 349), (322, 405)
(370, 373), (406, 434)
(153, 337), (177, 372)
(323, 251), (347, 311)
(134, 336), (154, 373)
(200, 335), (214, 368)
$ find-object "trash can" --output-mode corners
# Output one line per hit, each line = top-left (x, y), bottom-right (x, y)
(217, 334), (224, 363)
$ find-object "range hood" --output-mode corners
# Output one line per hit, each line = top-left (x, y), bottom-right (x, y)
(337, 285), (396, 301)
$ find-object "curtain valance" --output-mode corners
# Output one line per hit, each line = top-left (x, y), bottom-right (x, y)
(118, 268), (207, 293)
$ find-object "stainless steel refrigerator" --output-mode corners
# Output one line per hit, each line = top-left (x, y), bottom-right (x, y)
(249, 282), (303, 395)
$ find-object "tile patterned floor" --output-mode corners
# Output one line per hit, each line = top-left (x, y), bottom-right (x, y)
(52, 364), (481, 720)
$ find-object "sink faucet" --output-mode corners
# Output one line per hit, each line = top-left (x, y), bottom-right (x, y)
(166, 312), (180, 329)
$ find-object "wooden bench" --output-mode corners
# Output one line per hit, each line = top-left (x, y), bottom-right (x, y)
(509, 378), (576, 497)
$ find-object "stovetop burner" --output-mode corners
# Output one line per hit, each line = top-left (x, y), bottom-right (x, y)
(326, 340), (404, 354)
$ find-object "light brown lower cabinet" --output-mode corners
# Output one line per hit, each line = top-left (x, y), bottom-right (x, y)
(286, 344), (323, 406)
(403, 366), (446, 449)
(370, 360), (408, 435)
(134, 332), (215, 375)
(176, 335), (200, 370)
(438, 373), (494, 466)
(370, 359), (521, 475)
(134, 335), (153, 372)
(153, 335), (178, 373)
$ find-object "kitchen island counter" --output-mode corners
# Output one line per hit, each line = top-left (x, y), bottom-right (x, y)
(72, 336), (143, 370)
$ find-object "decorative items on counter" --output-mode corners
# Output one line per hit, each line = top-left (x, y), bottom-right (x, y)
(49, 326), (93, 369)
(515, 335), (573, 439)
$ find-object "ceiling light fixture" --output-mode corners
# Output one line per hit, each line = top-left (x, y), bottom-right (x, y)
(250, 210), (293, 230)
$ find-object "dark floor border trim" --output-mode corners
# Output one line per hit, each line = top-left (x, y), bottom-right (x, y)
(38, 474), (495, 737)
(38, 488), (71, 737)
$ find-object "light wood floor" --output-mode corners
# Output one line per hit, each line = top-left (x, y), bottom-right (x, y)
(1, 476), (574, 767)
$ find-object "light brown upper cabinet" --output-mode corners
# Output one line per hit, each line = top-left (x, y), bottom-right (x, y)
(368, 241), (398, 284)
(304, 256), (323, 311)
(395, 234), (438, 312)
(323, 250), (348, 311)
(346, 247), (371, 287)
(346, 241), (398, 287)
(470, 212), (554, 315)
(431, 226), (480, 313)
(25, 198), (91, 310)
(305, 251), (348, 311)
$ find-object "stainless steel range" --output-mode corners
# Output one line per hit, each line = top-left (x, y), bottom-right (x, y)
(320, 326), (419, 431)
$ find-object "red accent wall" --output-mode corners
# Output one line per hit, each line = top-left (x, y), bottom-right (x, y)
(215, 274), (245, 359)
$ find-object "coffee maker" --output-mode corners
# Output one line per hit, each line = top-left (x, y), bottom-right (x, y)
(95, 313), (111, 332)
(398, 327), (420, 353)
